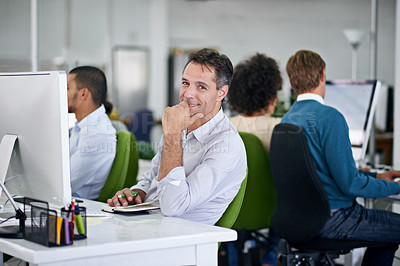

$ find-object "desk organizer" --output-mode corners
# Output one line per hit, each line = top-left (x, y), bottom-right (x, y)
(23, 197), (86, 247)
(61, 205), (87, 240)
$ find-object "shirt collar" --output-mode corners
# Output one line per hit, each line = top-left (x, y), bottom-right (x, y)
(185, 109), (225, 144)
(296, 93), (325, 105)
(75, 105), (106, 129)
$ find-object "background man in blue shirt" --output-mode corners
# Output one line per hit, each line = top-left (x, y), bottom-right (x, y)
(107, 48), (247, 225)
(281, 49), (400, 265)
(68, 66), (116, 200)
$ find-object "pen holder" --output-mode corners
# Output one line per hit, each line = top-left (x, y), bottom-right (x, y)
(23, 197), (72, 247)
(61, 206), (87, 240)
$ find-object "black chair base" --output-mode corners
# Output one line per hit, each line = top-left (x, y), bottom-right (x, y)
(279, 238), (397, 266)
(280, 251), (339, 266)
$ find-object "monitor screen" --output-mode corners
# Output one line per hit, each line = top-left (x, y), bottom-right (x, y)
(0, 71), (72, 207)
(324, 80), (380, 161)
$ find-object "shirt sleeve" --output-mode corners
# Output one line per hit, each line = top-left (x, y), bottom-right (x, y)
(322, 109), (400, 198)
(130, 138), (163, 194)
(358, 169), (376, 177)
(70, 133), (115, 199)
(155, 138), (245, 217)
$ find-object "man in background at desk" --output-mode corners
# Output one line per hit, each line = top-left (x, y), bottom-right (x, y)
(281, 49), (400, 265)
(68, 66), (116, 200)
(107, 48), (247, 225)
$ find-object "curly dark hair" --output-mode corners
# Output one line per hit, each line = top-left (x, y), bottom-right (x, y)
(228, 53), (282, 116)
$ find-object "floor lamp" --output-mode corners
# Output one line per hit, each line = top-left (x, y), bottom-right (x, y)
(342, 29), (366, 80)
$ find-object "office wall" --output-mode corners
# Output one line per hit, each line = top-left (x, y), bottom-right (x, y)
(0, 0), (396, 112)
(0, 0), (31, 68)
(0, 0), (150, 70)
(169, 0), (395, 97)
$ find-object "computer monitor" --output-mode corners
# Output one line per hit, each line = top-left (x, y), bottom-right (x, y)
(0, 71), (72, 209)
(324, 80), (381, 162)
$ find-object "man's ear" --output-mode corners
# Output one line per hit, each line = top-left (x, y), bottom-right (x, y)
(217, 85), (228, 102)
(80, 88), (90, 100)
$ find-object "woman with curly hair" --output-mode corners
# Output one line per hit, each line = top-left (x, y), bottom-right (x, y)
(227, 53), (283, 266)
(228, 53), (282, 152)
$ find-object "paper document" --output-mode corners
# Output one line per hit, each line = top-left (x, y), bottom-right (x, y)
(101, 200), (160, 213)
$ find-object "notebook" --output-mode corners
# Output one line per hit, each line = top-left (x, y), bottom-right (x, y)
(101, 200), (160, 213)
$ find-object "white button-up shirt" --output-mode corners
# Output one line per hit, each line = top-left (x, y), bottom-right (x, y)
(132, 109), (247, 225)
(69, 105), (116, 200)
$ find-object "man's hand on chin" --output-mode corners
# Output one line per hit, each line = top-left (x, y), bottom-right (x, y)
(162, 101), (204, 135)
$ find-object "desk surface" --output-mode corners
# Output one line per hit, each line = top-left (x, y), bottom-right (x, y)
(0, 199), (237, 266)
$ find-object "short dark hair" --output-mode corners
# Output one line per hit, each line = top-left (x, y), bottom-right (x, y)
(69, 66), (107, 106)
(228, 53), (282, 116)
(103, 100), (113, 115)
(184, 48), (233, 90)
(286, 50), (326, 94)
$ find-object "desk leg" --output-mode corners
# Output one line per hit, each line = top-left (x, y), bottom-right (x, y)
(364, 198), (374, 209)
(196, 242), (218, 266)
(344, 248), (365, 266)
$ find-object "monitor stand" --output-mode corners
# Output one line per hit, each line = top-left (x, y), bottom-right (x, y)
(0, 134), (26, 238)
(0, 208), (25, 238)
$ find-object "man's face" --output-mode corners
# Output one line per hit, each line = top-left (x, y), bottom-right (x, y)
(179, 62), (226, 122)
(67, 73), (80, 113)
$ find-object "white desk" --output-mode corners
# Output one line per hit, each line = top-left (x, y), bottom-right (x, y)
(0, 199), (237, 266)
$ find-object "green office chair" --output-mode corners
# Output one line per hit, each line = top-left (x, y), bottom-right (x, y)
(215, 170), (248, 229)
(227, 132), (278, 265)
(97, 130), (139, 203)
(215, 170), (248, 252)
(233, 132), (277, 229)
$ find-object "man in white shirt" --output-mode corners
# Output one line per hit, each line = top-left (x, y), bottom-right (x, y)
(108, 48), (247, 225)
(68, 66), (116, 200)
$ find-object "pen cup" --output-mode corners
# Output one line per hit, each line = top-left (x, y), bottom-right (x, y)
(61, 206), (87, 241)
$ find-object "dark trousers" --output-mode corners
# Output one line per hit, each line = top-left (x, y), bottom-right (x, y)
(317, 201), (400, 265)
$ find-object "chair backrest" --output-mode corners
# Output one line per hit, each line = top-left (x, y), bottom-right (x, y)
(129, 108), (154, 143)
(97, 130), (139, 202)
(269, 123), (330, 243)
(215, 171), (248, 229)
(232, 132), (277, 230)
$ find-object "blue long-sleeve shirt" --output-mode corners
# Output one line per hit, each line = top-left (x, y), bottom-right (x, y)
(281, 95), (400, 210)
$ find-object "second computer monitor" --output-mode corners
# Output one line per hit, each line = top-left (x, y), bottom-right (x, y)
(324, 79), (380, 162)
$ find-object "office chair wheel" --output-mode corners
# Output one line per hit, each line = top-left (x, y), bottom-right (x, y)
(296, 257), (315, 266)
(281, 254), (315, 266)
(280, 249), (338, 266)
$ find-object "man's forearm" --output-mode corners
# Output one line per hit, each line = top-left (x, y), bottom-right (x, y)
(158, 133), (183, 181)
